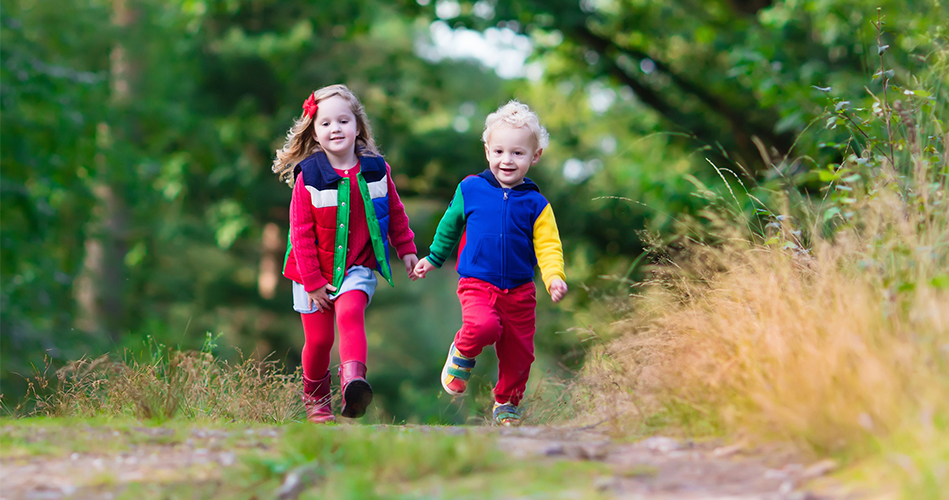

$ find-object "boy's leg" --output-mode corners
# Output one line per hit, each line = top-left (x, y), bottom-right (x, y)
(493, 282), (537, 407)
(454, 278), (503, 357)
(442, 278), (502, 395)
(301, 311), (336, 381)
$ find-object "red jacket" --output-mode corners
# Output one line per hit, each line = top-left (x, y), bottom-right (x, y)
(284, 152), (416, 292)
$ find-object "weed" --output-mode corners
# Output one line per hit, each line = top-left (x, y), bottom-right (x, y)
(571, 15), (949, 496)
(15, 334), (304, 424)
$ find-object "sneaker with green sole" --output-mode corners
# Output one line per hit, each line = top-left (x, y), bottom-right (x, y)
(493, 402), (521, 426)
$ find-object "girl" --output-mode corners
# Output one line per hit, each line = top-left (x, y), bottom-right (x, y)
(273, 84), (418, 423)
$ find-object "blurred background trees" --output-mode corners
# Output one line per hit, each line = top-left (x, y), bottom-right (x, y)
(2, 0), (943, 422)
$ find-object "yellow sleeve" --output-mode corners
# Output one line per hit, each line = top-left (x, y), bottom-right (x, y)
(533, 203), (566, 293)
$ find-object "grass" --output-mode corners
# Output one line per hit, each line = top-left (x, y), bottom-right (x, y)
(11, 334), (304, 424)
(568, 24), (949, 498)
(1, 417), (614, 499)
(235, 424), (613, 500)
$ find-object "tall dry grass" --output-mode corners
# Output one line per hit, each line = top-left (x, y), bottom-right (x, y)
(572, 22), (949, 493)
(16, 335), (304, 423)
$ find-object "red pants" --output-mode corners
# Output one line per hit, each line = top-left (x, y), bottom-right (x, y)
(453, 277), (536, 406)
(300, 291), (368, 380)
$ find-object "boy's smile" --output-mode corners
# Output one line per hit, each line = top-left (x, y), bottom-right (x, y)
(484, 124), (543, 189)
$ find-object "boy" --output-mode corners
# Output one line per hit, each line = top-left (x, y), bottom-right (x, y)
(414, 100), (568, 426)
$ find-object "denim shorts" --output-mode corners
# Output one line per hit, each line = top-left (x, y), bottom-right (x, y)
(292, 265), (378, 313)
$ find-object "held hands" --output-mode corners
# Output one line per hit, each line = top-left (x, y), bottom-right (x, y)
(413, 257), (436, 280)
(549, 278), (568, 303)
(307, 283), (338, 313)
(403, 253), (420, 281)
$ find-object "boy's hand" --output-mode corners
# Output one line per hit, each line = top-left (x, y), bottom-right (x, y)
(307, 283), (337, 313)
(403, 253), (420, 281)
(549, 279), (568, 303)
(413, 257), (436, 279)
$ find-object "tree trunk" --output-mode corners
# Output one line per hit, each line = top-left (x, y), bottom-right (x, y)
(75, 0), (136, 342)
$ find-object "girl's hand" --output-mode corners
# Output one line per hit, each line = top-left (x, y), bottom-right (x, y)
(307, 283), (338, 313)
(548, 279), (568, 303)
(413, 257), (436, 279)
(402, 253), (420, 281)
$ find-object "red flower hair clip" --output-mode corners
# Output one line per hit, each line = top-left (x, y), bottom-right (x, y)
(302, 92), (318, 119)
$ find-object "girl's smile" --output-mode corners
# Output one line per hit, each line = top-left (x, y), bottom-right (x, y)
(313, 95), (360, 167)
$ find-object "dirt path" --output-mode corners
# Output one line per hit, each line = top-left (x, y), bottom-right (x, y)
(1, 424), (847, 500)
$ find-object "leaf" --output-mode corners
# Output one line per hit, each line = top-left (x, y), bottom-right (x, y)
(813, 85), (832, 92)
(835, 101), (851, 112)
(897, 281), (915, 293)
(932, 275), (949, 289)
(842, 174), (862, 183)
(823, 207), (841, 221)
(818, 170), (838, 182)
(885, 69), (895, 79)
(878, 44), (889, 55)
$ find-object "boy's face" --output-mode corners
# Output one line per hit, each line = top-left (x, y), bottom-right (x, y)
(312, 95), (359, 161)
(484, 124), (543, 189)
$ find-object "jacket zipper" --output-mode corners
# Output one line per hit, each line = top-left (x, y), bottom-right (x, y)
(501, 188), (511, 288)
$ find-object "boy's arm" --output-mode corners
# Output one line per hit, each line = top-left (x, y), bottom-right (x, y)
(426, 183), (467, 268)
(290, 174), (329, 292)
(383, 162), (417, 259)
(533, 203), (566, 294)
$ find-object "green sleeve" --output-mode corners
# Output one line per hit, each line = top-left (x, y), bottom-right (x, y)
(427, 183), (466, 268)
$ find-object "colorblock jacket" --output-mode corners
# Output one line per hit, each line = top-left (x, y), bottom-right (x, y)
(426, 170), (565, 292)
(283, 151), (416, 292)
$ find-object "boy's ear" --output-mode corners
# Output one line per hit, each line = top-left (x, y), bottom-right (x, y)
(531, 148), (544, 165)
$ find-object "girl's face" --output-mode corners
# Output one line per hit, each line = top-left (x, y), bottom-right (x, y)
(312, 95), (359, 162)
(484, 124), (543, 189)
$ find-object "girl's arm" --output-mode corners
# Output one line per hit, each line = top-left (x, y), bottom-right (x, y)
(533, 203), (567, 301)
(383, 162), (418, 259)
(290, 173), (330, 292)
(425, 183), (466, 268)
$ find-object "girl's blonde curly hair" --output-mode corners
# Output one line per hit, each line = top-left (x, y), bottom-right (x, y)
(272, 84), (380, 184)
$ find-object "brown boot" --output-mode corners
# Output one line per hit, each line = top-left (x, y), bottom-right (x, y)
(302, 371), (335, 424)
(339, 361), (372, 418)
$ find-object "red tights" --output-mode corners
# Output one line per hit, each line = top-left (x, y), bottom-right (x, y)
(300, 291), (369, 380)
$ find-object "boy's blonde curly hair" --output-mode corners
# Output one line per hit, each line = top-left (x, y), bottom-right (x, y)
(272, 84), (380, 184)
(481, 100), (550, 150)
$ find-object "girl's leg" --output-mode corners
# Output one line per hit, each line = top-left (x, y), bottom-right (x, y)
(300, 311), (336, 381)
(493, 282), (537, 406)
(334, 290), (369, 364)
(453, 278), (503, 358)
(334, 290), (372, 418)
